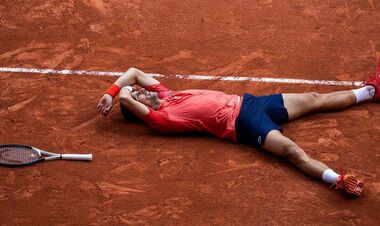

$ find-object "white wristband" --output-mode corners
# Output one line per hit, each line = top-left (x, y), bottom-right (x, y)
(125, 86), (133, 92)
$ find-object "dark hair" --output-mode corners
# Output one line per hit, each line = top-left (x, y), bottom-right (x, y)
(120, 104), (144, 123)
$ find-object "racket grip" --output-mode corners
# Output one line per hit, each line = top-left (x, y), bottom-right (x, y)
(60, 154), (93, 161)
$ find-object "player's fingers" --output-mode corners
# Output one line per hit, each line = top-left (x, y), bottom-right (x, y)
(98, 105), (104, 113)
(97, 103), (103, 110)
(102, 109), (109, 116)
(100, 106), (107, 114)
(104, 106), (112, 115)
(101, 106), (109, 115)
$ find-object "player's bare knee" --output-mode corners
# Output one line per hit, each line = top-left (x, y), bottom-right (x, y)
(283, 145), (309, 165)
(308, 92), (322, 110)
(292, 152), (309, 166)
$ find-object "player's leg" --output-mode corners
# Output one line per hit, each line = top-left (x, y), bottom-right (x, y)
(263, 130), (329, 178)
(263, 130), (364, 196)
(283, 58), (380, 121)
(283, 86), (375, 120)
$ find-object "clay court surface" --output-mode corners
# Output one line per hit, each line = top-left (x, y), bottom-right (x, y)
(1, 0), (380, 225)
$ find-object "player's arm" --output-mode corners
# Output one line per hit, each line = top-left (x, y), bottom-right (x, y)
(114, 67), (159, 88)
(118, 86), (149, 117)
(97, 67), (157, 116)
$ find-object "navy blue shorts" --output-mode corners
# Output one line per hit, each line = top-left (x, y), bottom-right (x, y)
(235, 93), (289, 147)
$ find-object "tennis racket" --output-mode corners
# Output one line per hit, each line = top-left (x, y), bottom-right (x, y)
(0, 144), (92, 167)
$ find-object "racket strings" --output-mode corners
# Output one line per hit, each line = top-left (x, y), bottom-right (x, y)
(0, 146), (40, 165)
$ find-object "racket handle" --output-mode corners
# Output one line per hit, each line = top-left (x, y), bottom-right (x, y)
(60, 154), (93, 161)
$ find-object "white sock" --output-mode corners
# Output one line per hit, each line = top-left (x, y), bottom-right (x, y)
(322, 169), (340, 184)
(352, 86), (375, 103)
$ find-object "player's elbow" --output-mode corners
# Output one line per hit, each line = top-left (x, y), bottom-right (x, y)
(126, 67), (145, 79)
(126, 67), (140, 74)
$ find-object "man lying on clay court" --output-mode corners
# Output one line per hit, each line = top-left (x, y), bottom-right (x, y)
(97, 60), (380, 197)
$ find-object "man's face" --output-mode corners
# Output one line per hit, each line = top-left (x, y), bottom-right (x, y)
(132, 88), (158, 107)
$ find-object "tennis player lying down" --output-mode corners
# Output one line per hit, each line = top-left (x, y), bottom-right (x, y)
(98, 62), (380, 197)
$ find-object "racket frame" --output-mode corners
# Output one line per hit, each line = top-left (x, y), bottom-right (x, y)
(0, 144), (92, 167)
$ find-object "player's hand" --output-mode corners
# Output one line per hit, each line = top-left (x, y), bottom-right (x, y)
(97, 94), (113, 116)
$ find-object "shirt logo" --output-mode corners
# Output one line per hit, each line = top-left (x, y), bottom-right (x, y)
(257, 136), (262, 144)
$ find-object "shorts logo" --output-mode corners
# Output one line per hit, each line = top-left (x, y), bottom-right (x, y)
(257, 136), (262, 144)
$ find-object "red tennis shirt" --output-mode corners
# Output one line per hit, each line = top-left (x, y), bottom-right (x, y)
(141, 83), (242, 141)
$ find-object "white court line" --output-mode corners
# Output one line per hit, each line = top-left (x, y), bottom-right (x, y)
(0, 67), (364, 86)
